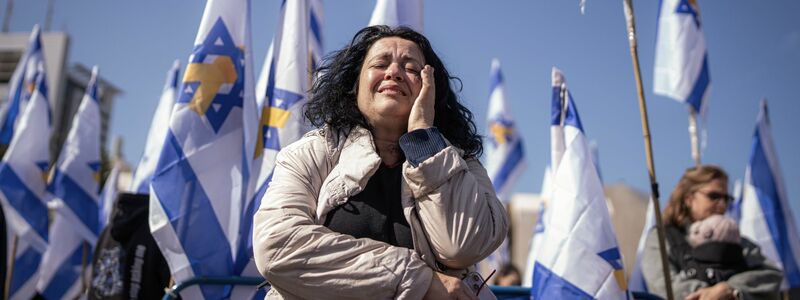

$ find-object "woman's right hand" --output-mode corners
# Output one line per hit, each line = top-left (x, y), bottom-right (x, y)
(423, 272), (478, 300)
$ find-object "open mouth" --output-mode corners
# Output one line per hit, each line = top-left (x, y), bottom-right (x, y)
(378, 85), (406, 96)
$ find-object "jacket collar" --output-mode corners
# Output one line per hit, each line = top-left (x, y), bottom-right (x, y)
(315, 126), (383, 220)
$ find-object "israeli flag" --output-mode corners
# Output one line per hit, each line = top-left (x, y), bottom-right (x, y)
(0, 25), (46, 147)
(653, 0), (711, 114)
(149, 0), (255, 298)
(368, 0), (424, 32)
(531, 68), (627, 299)
(739, 100), (800, 290)
(628, 200), (656, 292)
(485, 59), (526, 202)
(0, 72), (50, 300)
(239, 1), (316, 289)
(233, 1), (317, 298)
(129, 60), (180, 194)
(481, 59), (525, 275)
(37, 66), (102, 299)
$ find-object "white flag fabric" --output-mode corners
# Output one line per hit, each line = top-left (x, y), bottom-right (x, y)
(368, 0), (424, 33)
(0, 25), (46, 147)
(739, 100), (800, 290)
(523, 166), (552, 288)
(653, 0), (710, 114)
(0, 72), (51, 300)
(727, 179), (743, 223)
(628, 200), (656, 292)
(98, 160), (122, 229)
(531, 67), (627, 299)
(148, 0), (255, 298)
(129, 60), (180, 194)
(255, 0), (323, 110)
(37, 66), (102, 299)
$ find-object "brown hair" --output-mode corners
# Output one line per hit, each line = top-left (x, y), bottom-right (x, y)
(663, 165), (729, 226)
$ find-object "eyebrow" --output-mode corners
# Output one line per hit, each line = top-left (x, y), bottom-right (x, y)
(367, 52), (423, 66)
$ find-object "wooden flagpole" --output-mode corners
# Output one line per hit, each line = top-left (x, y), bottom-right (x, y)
(621, 1), (674, 299)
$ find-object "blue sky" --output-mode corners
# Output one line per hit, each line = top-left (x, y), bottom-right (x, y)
(6, 1), (800, 220)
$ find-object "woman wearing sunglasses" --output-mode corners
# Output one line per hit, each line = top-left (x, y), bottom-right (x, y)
(642, 165), (783, 300)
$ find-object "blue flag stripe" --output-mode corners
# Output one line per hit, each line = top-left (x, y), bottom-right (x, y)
(491, 141), (524, 192)
(489, 68), (504, 94)
(234, 172), (272, 274)
(551, 87), (562, 125)
(10, 247), (41, 294)
(0, 82), (26, 144)
(41, 243), (84, 299)
(531, 262), (593, 299)
(0, 165), (49, 239)
(48, 169), (100, 235)
(309, 9), (323, 47)
(550, 87), (584, 132)
(685, 55), (710, 112)
(152, 132), (234, 298)
(0, 30), (43, 145)
(751, 129), (800, 286)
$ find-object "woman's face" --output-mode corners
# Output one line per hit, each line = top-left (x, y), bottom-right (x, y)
(356, 37), (426, 129)
(685, 179), (730, 222)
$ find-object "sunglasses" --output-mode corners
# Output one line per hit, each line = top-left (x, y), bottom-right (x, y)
(696, 191), (734, 203)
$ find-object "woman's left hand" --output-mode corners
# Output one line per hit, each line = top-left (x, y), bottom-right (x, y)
(684, 282), (736, 300)
(408, 65), (435, 132)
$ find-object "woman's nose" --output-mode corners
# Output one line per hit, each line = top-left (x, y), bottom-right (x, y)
(716, 200), (728, 213)
(384, 64), (402, 81)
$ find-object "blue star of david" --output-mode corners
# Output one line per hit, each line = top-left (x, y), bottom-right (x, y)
(676, 0), (701, 28)
(597, 247), (623, 270)
(35, 161), (48, 172)
(87, 161), (101, 173)
(178, 17), (245, 133)
(261, 87), (304, 151)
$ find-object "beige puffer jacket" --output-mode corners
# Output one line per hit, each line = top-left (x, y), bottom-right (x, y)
(253, 126), (508, 299)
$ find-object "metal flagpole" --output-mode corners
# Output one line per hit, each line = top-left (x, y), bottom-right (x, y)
(688, 107), (701, 167)
(3, 235), (19, 300)
(621, 1), (674, 299)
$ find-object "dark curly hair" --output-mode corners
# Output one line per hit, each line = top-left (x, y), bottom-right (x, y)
(304, 25), (483, 158)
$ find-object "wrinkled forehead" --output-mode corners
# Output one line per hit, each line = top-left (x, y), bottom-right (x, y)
(365, 37), (425, 65)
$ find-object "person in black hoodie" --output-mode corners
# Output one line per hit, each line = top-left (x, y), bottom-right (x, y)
(88, 193), (171, 300)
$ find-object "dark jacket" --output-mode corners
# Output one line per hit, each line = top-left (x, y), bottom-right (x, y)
(665, 225), (749, 285)
(643, 225), (783, 300)
(88, 193), (170, 300)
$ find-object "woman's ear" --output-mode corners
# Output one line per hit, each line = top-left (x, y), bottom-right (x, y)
(683, 193), (693, 209)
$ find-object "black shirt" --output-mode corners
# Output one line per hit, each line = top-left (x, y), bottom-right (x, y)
(324, 164), (414, 249)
